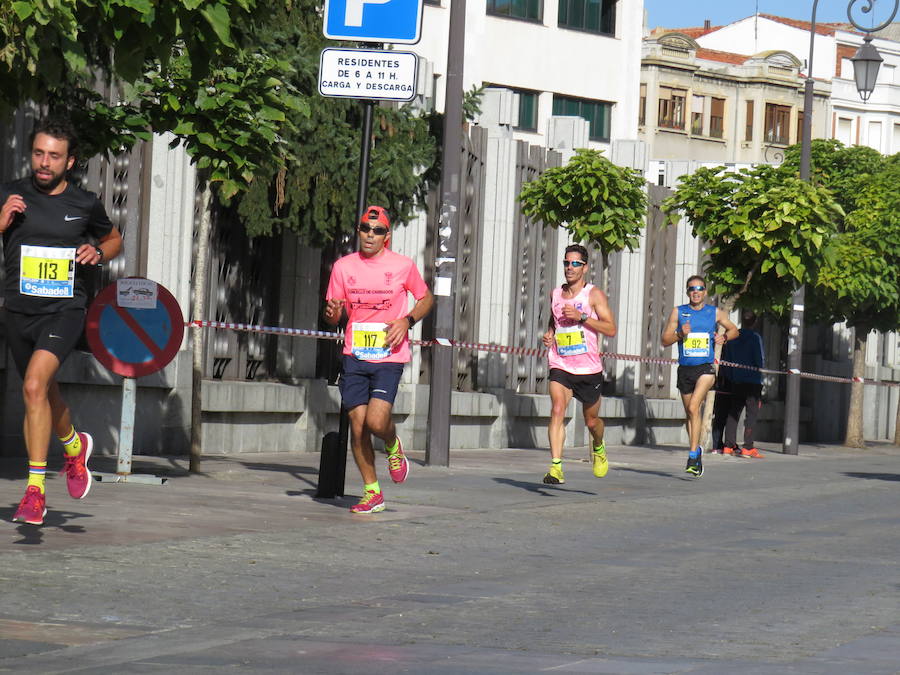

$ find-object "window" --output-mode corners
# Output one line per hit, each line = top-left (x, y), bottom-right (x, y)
(487, 0), (541, 22)
(658, 86), (686, 130)
(764, 103), (791, 144)
(868, 120), (883, 151)
(745, 100), (754, 141)
(558, 0), (616, 35)
(837, 117), (852, 145)
(552, 95), (612, 141)
(710, 98), (725, 139)
(796, 111), (805, 145)
(691, 95), (705, 135)
(514, 89), (539, 131)
(639, 84), (646, 126)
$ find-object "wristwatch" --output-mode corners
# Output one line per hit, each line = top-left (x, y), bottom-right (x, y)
(95, 246), (104, 261)
(406, 314), (416, 328)
(579, 312), (588, 324)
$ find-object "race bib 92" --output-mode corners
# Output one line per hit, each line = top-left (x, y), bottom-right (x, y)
(683, 332), (710, 358)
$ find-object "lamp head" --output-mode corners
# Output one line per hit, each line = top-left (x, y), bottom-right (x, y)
(851, 35), (883, 102)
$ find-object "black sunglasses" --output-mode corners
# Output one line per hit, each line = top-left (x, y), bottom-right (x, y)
(562, 260), (586, 268)
(687, 285), (706, 292)
(359, 223), (388, 236)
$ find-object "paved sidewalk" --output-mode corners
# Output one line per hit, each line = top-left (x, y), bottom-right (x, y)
(1, 441), (899, 673)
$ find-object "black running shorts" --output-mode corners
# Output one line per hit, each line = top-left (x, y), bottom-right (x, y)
(549, 368), (604, 406)
(676, 363), (716, 394)
(4, 308), (86, 376)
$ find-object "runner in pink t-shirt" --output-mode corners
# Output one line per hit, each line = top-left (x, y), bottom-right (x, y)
(323, 206), (433, 514)
(540, 244), (617, 485)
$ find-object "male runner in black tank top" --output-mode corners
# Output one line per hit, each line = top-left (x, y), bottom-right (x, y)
(0, 118), (122, 525)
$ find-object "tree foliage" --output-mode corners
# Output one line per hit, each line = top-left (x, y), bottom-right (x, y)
(662, 164), (842, 315)
(518, 148), (647, 259)
(233, 1), (438, 245)
(0, 0), (306, 198)
(807, 155), (900, 332)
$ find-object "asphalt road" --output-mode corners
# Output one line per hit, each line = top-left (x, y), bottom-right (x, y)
(0, 441), (898, 674)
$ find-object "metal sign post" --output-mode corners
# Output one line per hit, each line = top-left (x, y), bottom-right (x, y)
(85, 278), (185, 485)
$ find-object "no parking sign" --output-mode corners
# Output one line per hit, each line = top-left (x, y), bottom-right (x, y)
(86, 278), (184, 378)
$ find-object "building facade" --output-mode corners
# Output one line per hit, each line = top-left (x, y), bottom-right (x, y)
(693, 14), (900, 154)
(417, 0), (644, 151)
(640, 30), (830, 185)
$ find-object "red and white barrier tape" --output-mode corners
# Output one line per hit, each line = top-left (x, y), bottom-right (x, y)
(188, 320), (887, 388)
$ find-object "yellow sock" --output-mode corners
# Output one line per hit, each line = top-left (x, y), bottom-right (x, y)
(385, 437), (399, 454)
(27, 461), (48, 493)
(364, 481), (381, 494)
(59, 426), (81, 457)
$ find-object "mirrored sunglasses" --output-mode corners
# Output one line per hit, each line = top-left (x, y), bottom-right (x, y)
(359, 224), (388, 236)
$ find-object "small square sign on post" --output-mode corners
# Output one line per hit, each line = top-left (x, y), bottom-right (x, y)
(319, 48), (419, 101)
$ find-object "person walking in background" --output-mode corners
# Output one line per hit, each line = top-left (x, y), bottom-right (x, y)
(721, 310), (765, 458)
(541, 244), (617, 484)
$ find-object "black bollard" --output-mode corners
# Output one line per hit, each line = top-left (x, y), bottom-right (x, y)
(315, 408), (349, 498)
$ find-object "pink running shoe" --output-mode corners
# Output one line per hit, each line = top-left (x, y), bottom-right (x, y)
(350, 490), (385, 514)
(63, 432), (93, 499)
(13, 486), (47, 525)
(386, 438), (409, 484)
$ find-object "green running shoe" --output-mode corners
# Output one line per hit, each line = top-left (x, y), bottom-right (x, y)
(592, 442), (608, 478)
(542, 464), (565, 484)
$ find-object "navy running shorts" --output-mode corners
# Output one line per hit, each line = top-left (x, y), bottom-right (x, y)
(4, 308), (86, 377)
(339, 355), (405, 410)
(549, 368), (604, 406)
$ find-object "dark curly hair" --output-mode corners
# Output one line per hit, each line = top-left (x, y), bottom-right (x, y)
(564, 244), (588, 263)
(29, 117), (79, 158)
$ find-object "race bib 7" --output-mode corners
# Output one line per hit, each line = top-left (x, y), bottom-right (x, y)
(555, 325), (588, 357)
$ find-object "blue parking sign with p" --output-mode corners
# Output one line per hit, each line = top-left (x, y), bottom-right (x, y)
(323, 0), (424, 44)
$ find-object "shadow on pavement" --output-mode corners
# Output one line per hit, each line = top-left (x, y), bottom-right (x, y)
(492, 477), (598, 496)
(615, 467), (675, 478)
(842, 471), (900, 482)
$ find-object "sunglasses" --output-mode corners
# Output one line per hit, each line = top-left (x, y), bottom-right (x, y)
(359, 223), (388, 236)
(687, 285), (706, 292)
(562, 260), (586, 268)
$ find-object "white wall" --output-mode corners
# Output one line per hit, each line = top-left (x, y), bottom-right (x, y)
(417, 0), (643, 148)
(832, 30), (900, 154)
(696, 16), (836, 81)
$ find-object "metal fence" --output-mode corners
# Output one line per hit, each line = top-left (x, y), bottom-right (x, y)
(507, 141), (561, 394)
(640, 184), (677, 397)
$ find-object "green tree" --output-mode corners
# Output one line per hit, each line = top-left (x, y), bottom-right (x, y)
(232, 2), (438, 244)
(518, 148), (647, 288)
(801, 151), (900, 447)
(0, 0), (305, 198)
(662, 163), (843, 448)
(663, 164), (842, 316)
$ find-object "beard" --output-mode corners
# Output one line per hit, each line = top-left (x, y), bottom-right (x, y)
(32, 169), (66, 193)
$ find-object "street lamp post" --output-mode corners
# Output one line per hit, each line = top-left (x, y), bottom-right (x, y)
(784, 0), (899, 455)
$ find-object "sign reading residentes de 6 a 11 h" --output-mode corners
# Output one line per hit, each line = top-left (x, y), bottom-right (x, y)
(319, 48), (418, 102)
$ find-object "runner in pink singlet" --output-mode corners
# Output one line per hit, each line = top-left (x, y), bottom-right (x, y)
(541, 244), (617, 485)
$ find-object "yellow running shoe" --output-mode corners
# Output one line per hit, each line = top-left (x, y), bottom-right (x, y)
(542, 464), (565, 484)
(592, 442), (608, 478)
